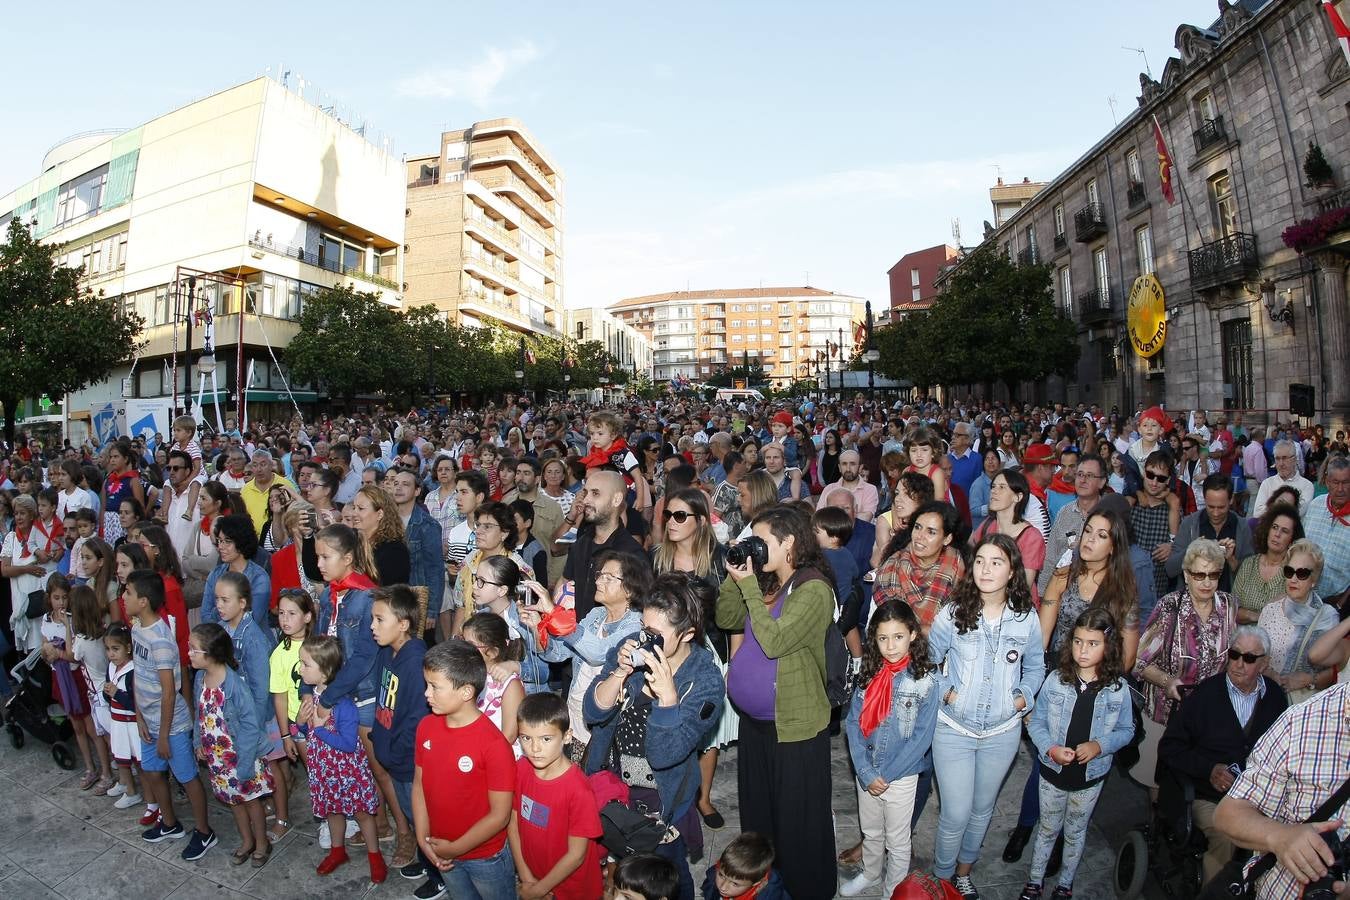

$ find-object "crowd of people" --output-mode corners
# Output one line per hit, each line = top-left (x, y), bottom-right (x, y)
(0, 393), (1346, 900)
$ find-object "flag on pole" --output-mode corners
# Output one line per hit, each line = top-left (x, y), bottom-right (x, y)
(1325, 1), (1350, 65)
(524, 349), (536, 365)
(1151, 115), (1177, 206)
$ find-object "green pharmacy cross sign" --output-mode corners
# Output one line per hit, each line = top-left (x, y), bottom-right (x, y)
(38, 395), (53, 413)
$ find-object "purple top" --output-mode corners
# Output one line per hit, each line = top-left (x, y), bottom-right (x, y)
(727, 588), (787, 721)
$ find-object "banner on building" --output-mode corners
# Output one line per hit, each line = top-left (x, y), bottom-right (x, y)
(121, 398), (174, 447)
(1127, 273), (1168, 358)
(91, 402), (119, 446)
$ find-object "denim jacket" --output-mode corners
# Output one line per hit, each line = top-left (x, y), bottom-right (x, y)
(1027, 673), (1135, 782)
(313, 586), (377, 707)
(845, 669), (940, 787)
(201, 561), (272, 632)
(224, 615), (277, 739)
(405, 505), (447, 619)
(497, 602), (551, 693)
(539, 607), (642, 668)
(928, 603), (1045, 734)
(193, 665), (267, 765)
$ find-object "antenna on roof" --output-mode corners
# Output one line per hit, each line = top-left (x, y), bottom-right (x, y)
(951, 218), (962, 247)
(1123, 45), (1152, 78)
(1108, 95), (1119, 125)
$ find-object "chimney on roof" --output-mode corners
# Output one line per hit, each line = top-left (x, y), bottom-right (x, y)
(1023, 176), (1031, 183)
(996, 176), (1004, 185)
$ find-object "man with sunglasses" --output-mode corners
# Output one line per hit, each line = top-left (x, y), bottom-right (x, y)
(1158, 625), (1287, 884)
(1165, 473), (1253, 594)
(158, 449), (201, 556)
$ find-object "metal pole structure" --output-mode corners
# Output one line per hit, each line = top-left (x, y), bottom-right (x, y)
(865, 300), (876, 405)
(236, 281), (246, 427)
(517, 336), (527, 399)
(824, 344), (832, 402)
(184, 274), (197, 417)
(838, 326), (844, 401)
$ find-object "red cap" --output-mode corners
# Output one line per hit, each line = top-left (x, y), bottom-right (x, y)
(772, 411), (794, 427)
(1022, 443), (1057, 466)
(1140, 406), (1173, 432)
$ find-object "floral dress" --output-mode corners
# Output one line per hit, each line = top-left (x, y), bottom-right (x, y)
(198, 686), (274, 805)
(305, 696), (381, 818)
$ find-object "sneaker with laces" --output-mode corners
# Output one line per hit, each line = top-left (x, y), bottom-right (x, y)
(114, 792), (143, 809)
(139, 807), (161, 827)
(1050, 886), (1072, 900)
(400, 860), (426, 880)
(318, 820), (331, 850)
(1019, 882), (1044, 900)
(413, 877), (447, 900)
(107, 782), (126, 798)
(181, 828), (218, 861)
(953, 874), (981, 900)
(840, 873), (881, 897)
(142, 820), (185, 843)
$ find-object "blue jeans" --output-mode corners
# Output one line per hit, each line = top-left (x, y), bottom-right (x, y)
(440, 843), (516, 900)
(932, 721), (1022, 878)
(393, 779), (441, 888)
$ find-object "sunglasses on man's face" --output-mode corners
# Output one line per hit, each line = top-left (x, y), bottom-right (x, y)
(1227, 648), (1267, 664)
(661, 509), (696, 524)
(1283, 565), (1315, 581)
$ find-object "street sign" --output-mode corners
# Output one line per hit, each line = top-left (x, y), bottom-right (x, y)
(38, 395), (52, 413)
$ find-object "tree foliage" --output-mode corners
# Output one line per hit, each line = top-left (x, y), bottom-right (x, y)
(874, 244), (1079, 398)
(707, 363), (768, 389)
(0, 218), (144, 443)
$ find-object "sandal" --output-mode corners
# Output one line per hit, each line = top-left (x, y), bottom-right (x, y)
(251, 842), (272, 868)
(391, 830), (416, 868)
(838, 842), (864, 867)
(268, 819), (290, 841)
(231, 845), (254, 866)
(78, 770), (99, 791)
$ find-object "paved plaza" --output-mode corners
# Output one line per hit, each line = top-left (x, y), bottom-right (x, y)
(0, 719), (1153, 900)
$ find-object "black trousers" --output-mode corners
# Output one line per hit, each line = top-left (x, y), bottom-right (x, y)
(737, 714), (836, 899)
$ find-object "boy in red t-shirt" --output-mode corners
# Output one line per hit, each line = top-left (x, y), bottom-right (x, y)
(507, 693), (603, 900)
(414, 640), (517, 898)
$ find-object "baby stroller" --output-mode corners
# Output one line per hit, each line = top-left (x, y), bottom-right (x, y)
(4, 649), (78, 770)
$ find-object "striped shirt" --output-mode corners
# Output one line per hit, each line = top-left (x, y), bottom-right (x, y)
(1225, 672), (1266, 729)
(1227, 683), (1350, 900)
(1303, 499), (1350, 598)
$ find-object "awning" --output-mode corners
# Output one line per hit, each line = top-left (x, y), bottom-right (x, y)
(243, 390), (319, 403)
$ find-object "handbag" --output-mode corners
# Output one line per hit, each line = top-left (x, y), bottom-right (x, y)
(1198, 769), (1350, 900)
(24, 588), (48, 619)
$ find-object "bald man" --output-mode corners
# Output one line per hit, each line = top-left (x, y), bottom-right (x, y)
(558, 468), (645, 619)
(819, 449), (880, 522)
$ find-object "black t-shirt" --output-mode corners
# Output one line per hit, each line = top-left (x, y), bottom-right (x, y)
(1041, 678), (1104, 792)
(564, 521), (646, 618)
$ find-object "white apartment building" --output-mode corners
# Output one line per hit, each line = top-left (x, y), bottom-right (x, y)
(565, 307), (653, 378)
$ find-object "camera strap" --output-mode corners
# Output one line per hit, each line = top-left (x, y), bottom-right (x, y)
(1242, 768), (1350, 886)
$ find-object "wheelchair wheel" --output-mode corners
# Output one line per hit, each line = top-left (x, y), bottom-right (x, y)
(1115, 828), (1149, 900)
(51, 741), (76, 770)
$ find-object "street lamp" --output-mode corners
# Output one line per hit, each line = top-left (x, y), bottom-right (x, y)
(863, 300), (879, 403)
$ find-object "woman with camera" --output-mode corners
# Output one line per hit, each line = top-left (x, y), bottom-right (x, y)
(519, 548), (651, 744)
(584, 572), (726, 899)
(717, 504), (839, 900)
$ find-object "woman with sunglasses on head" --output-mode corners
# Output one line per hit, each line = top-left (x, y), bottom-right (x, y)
(1255, 539), (1337, 704)
(652, 488), (736, 845)
(1129, 538), (1236, 793)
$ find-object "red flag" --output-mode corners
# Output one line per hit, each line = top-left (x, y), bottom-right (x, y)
(1326, 1), (1350, 65)
(525, 349), (536, 365)
(1152, 115), (1176, 206)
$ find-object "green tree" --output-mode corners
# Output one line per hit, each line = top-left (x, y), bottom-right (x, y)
(284, 285), (405, 408)
(0, 218), (143, 444)
(628, 371), (662, 401)
(707, 363), (767, 388)
(875, 244), (1079, 399)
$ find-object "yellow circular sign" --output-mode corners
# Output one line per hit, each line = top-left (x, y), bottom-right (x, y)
(1127, 273), (1167, 358)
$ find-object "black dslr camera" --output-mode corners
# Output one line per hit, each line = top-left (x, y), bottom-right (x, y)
(629, 627), (664, 669)
(726, 536), (769, 570)
(1304, 831), (1346, 900)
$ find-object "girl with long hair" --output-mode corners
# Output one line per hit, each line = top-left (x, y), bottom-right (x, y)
(972, 469), (1047, 604)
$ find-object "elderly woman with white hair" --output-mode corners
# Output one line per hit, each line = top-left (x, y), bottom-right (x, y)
(1129, 538), (1237, 790)
(1256, 538), (1339, 703)
(1, 495), (50, 652)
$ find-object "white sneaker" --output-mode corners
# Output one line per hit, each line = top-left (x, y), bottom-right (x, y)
(107, 783), (126, 798)
(840, 873), (880, 897)
(318, 820), (331, 850)
(344, 818), (360, 842)
(114, 792), (142, 809)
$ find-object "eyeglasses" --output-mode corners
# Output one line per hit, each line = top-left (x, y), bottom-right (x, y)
(1227, 649), (1267, 664)
(1283, 565), (1315, 581)
(1183, 444), (1198, 451)
(1144, 471), (1171, 483)
(166, 465), (187, 472)
(1186, 570), (1221, 582)
(595, 572), (623, 586)
(662, 509), (695, 524)
(1075, 471), (1104, 481)
(472, 576), (504, 589)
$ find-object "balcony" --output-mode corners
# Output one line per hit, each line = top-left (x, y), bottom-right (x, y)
(248, 237), (398, 291)
(1074, 202), (1108, 242)
(474, 170), (558, 227)
(1017, 246), (1040, 266)
(463, 253), (526, 295)
(470, 137), (557, 201)
(1053, 232), (1067, 251)
(1127, 181), (1146, 207)
(1188, 231), (1259, 291)
(1314, 186), (1350, 215)
(1076, 287), (1114, 324)
(1193, 116), (1228, 155)
(464, 215), (519, 260)
(705, 307), (726, 318)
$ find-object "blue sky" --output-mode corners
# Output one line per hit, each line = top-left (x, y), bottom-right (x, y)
(3, 1), (1227, 311)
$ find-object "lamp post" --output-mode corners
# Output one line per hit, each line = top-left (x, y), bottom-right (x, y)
(824, 344), (832, 402)
(516, 335), (526, 397)
(863, 300), (880, 404)
(837, 326), (845, 401)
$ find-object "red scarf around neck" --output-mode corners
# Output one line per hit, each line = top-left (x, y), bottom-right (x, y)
(1330, 495), (1350, 528)
(860, 654), (911, 737)
(580, 438), (628, 470)
(33, 516), (63, 553)
(199, 514), (214, 536)
(329, 572), (377, 598)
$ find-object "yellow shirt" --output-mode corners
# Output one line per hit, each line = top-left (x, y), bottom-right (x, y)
(240, 476), (297, 537)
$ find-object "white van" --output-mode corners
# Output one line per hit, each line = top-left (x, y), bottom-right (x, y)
(714, 388), (765, 404)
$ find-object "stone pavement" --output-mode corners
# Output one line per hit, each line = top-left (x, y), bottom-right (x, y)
(0, 720), (1154, 899)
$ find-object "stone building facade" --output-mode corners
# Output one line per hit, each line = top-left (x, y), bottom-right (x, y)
(987, 0), (1350, 428)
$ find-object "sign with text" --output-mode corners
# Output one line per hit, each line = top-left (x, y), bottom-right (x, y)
(1127, 273), (1167, 358)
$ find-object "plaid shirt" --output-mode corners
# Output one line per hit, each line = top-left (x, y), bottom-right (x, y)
(1226, 682), (1350, 899)
(872, 546), (965, 629)
(1304, 498), (1350, 598)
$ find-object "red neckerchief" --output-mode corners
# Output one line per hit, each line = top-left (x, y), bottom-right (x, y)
(1027, 478), (1048, 504)
(13, 525), (32, 556)
(105, 469), (136, 495)
(580, 438), (628, 470)
(860, 654), (911, 737)
(1048, 472), (1076, 495)
(1330, 495), (1350, 528)
(33, 516), (63, 553)
(328, 572), (377, 623)
(199, 514), (214, 536)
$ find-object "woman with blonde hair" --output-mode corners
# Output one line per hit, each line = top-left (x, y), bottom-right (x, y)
(1256, 538), (1337, 703)
(733, 470), (780, 542)
(346, 485), (407, 585)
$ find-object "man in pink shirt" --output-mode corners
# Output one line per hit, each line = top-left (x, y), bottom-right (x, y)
(818, 449), (879, 522)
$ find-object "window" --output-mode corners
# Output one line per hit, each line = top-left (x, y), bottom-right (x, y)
(912, 287), (921, 302)
(731, 304), (741, 312)
(1025, 225), (1038, 261)
(1147, 347), (1166, 374)
(1221, 318), (1254, 409)
(1209, 172), (1238, 237)
(1054, 204), (1066, 237)
(910, 267), (920, 287)
(1126, 149), (1143, 184)
(760, 318), (772, 327)
(761, 334), (773, 344)
(1058, 266), (1073, 314)
(1193, 90), (1218, 126)
(730, 320), (741, 328)
(761, 303), (773, 311)
(1135, 224), (1154, 275)
(1100, 341), (1119, 379)
(1087, 179), (1100, 205)
(1093, 247), (1109, 299)
(732, 334), (743, 343)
